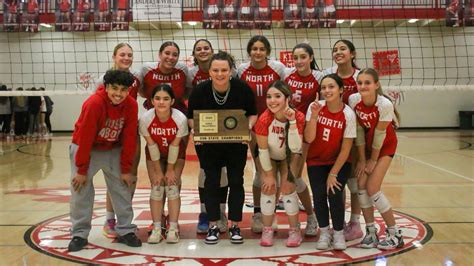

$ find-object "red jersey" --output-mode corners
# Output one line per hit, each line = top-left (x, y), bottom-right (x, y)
(288, 0), (298, 4)
(9, 2), (18, 13)
(117, 0), (127, 9)
(96, 69), (142, 100)
(324, 66), (360, 105)
(240, 0), (251, 7)
(254, 109), (305, 160)
(224, 0), (234, 5)
(258, 0), (269, 7)
(27, 0), (38, 13)
(72, 89), (138, 175)
(284, 68), (324, 114)
(306, 101), (356, 166)
(59, 0), (71, 12)
(186, 65), (209, 89)
(99, 0), (108, 12)
(141, 61), (188, 113)
(139, 108), (189, 160)
(238, 60), (286, 115)
(305, 0), (315, 8)
(324, 0), (334, 5)
(349, 93), (397, 158)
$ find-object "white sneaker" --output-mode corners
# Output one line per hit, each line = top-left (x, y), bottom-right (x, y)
(305, 215), (318, 236)
(316, 230), (332, 250)
(148, 228), (163, 244)
(217, 213), (228, 233)
(333, 230), (346, 250)
(360, 226), (379, 248)
(251, 213), (263, 233)
(166, 228), (179, 243)
(377, 229), (404, 250)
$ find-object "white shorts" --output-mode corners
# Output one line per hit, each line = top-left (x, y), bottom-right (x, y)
(323, 4), (336, 13)
(290, 4), (298, 11)
(208, 5), (219, 15)
(241, 6), (250, 14)
(306, 7), (314, 13)
(224, 5), (234, 13)
(259, 7), (268, 13)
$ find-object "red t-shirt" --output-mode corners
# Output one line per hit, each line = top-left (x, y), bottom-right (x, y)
(284, 68), (324, 114)
(306, 101), (356, 166)
(349, 93), (398, 158)
(324, 66), (360, 105)
(238, 60), (286, 115)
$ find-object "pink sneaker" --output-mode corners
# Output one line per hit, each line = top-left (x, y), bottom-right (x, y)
(344, 221), (363, 241)
(260, 227), (274, 247)
(103, 219), (118, 238)
(286, 228), (302, 247)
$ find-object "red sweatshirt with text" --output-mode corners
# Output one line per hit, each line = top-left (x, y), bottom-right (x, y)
(72, 89), (138, 176)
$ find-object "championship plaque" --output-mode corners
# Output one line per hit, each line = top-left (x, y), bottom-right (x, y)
(193, 109), (250, 143)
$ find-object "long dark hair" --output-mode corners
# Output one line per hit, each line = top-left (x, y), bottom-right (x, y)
(192, 39), (214, 65)
(0, 85), (8, 104)
(247, 35), (271, 57)
(292, 43), (320, 70)
(333, 39), (357, 68)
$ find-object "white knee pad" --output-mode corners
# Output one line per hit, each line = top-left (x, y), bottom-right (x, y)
(282, 191), (300, 216)
(295, 177), (307, 193)
(253, 170), (262, 188)
(260, 193), (276, 215)
(220, 167), (228, 187)
(371, 191), (391, 214)
(166, 185), (180, 200)
(358, 189), (372, 209)
(198, 169), (205, 188)
(347, 178), (358, 193)
(150, 185), (164, 201)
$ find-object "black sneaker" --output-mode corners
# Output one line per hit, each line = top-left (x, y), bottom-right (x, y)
(229, 225), (244, 244)
(205, 225), (220, 245)
(68, 236), (88, 252)
(117, 232), (142, 247)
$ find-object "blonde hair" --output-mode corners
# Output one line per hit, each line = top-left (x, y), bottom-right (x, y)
(112, 43), (133, 70)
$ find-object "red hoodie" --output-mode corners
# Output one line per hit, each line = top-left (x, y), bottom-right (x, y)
(72, 89), (138, 176)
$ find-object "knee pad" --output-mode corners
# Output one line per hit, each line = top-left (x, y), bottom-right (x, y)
(371, 191), (391, 214)
(357, 189), (372, 209)
(253, 170), (262, 188)
(165, 185), (180, 200)
(347, 178), (358, 193)
(295, 177), (307, 193)
(282, 191), (300, 216)
(220, 167), (228, 187)
(260, 193), (276, 216)
(150, 185), (164, 201)
(198, 169), (206, 188)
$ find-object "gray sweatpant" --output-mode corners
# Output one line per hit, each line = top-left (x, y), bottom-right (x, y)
(69, 143), (137, 239)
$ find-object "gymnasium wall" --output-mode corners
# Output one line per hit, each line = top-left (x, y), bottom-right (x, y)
(0, 25), (473, 129)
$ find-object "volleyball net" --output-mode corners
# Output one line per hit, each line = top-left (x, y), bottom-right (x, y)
(0, 0), (473, 96)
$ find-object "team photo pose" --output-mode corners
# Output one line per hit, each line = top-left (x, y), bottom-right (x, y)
(68, 70), (141, 252)
(237, 35), (285, 233)
(254, 81), (305, 247)
(283, 43), (324, 237)
(349, 68), (403, 250)
(100, 43), (143, 239)
(304, 74), (356, 250)
(140, 84), (188, 244)
(188, 51), (257, 245)
(187, 39), (230, 234)
(324, 39), (363, 241)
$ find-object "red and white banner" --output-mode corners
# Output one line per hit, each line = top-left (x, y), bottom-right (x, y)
(372, 50), (401, 76)
(3, 0), (21, 32)
(280, 50), (294, 68)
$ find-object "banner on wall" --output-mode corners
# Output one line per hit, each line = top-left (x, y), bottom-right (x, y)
(284, 0), (302, 29)
(254, 0), (271, 29)
(465, 0), (474, 26)
(279, 50), (294, 67)
(238, 0), (254, 29)
(318, 0), (336, 28)
(21, 0), (40, 32)
(221, 0), (237, 29)
(446, 0), (463, 27)
(132, 0), (182, 22)
(372, 50), (401, 77)
(112, 0), (130, 30)
(302, 0), (317, 28)
(203, 0), (221, 29)
(3, 0), (21, 32)
(56, 0), (72, 31)
(72, 0), (91, 31)
(94, 0), (112, 31)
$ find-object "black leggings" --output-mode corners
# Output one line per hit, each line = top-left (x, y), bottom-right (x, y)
(307, 163), (351, 231)
(196, 143), (248, 222)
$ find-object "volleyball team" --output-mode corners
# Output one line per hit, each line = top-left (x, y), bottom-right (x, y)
(67, 36), (404, 253)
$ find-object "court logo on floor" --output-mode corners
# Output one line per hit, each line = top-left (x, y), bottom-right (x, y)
(19, 188), (432, 265)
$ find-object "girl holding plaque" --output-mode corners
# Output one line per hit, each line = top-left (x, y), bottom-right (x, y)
(254, 80), (305, 247)
(188, 51), (257, 245)
(139, 84), (188, 244)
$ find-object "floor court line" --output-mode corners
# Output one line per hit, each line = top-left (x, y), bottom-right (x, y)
(397, 153), (474, 182)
